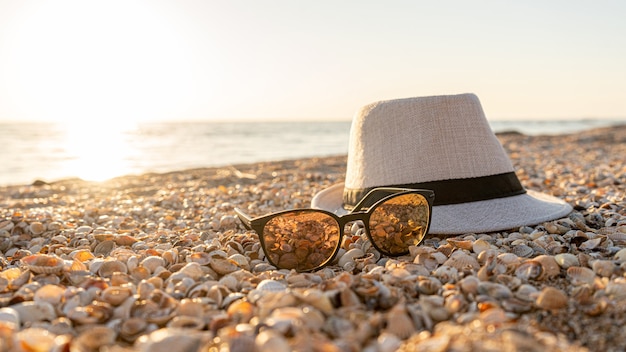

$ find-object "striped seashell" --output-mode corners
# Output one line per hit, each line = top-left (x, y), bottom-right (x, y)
(21, 254), (65, 275)
(256, 279), (287, 293)
(510, 244), (534, 258)
(535, 287), (568, 310)
(566, 266), (596, 286)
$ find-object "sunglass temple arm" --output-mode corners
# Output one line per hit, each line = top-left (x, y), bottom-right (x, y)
(234, 207), (253, 230)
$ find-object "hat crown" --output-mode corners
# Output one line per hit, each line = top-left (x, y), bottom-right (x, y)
(345, 93), (513, 189)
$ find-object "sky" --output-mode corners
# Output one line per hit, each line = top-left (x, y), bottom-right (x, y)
(0, 0), (625, 123)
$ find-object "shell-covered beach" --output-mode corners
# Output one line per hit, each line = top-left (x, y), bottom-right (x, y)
(1, 125), (625, 352)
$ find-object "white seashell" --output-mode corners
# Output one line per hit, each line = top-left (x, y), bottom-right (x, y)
(554, 253), (579, 269)
(29, 221), (46, 236)
(20, 254), (65, 274)
(256, 279), (287, 293)
(13, 327), (58, 352)
(535, 286), (568, 310)
(614, 248), (626, 262)
(12, 301), (57, 323)
(177, 262), (205, 280)
(566, 266), (596, 286)
(591, 260), (615, 277)
(33, 284), (66, 306)
(472, 239), (491, 254)
(338, 248), (365, 268)
(0, 307), (20, 327)
(443, 251), (480, 271)
(256, 329), (291, 352)
(141, 256), (166, 273)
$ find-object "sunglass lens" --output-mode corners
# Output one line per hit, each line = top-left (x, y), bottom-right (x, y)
(262, 210), (340, 271)
(369, 193), (430, 255)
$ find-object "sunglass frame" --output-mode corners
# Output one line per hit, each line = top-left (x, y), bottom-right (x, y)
(235, 187), (435, 272)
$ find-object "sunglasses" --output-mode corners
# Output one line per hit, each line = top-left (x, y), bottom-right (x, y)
(235, 188), (434, 272)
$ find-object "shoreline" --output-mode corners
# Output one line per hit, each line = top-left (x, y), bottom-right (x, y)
(0, 125), (625, 351)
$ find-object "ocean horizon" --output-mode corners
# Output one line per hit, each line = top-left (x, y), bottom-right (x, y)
(1, 118), (623, 187)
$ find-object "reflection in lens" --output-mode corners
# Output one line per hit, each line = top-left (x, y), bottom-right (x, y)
(262, 210), (340, 271)
(369, 193), (429, 255)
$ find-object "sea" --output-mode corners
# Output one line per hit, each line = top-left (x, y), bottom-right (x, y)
(0, 119), (623, 186)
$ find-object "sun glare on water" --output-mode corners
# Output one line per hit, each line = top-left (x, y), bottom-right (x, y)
(59, 121), (140, 182)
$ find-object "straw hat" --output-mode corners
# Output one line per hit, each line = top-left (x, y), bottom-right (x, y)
(311, 93), (572, 235)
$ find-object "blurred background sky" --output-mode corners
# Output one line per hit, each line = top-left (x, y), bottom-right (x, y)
(1, 0), (625, 123)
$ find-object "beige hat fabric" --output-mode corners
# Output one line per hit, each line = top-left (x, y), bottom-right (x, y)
(311, 93), (572, 235)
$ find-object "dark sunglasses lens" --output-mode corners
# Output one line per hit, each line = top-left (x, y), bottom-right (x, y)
(262, 210), (340, 271)
(369, 193), (430, 255)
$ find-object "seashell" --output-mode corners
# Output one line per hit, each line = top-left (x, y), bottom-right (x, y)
(13, 327), (58, 352)
(443, 251), (479, 271)
(136, 328), (207, 351)
(417, 277), (442, 295)
(114, 234), (138, 246)
(72, 326), (117, 351)
(591, 260), (615, 277)
(433, 265), (459, 282)
(458, 276), (480, 295)
(94, 240), (115, 256)
(189, 252), (212, 265)
(614, 248), (626, 262)
(447, 238), (473, 250)
(510, 244), (533, 258)
(33, 284), (66, 306)
(515, 284), (539, 302)
(605, 282), (626, 300)
(66, 301), (113, 324)
(209, 257), (239, 275)
(101, 285), (135, 306)
(12, 301), (57, 323)
(533, 255), (561, 280)
(472, 239), (491, 254)
(514, 261), (542, 281)
(119, 317), (150, 343)
(98, 260), (128, 278)
(257, 279), (287, 293)
(141, 255), (167, 273)
(578, 237), (602, 251)
(477, 282), (512, 299)
(20, 254), (65, 274)
(0, 220), (14, 232)
(292, 288), (332, 314)
(566, 266), (596, 286)
(29, 221), (46, 236)
(0, 307), (20, 327)
(256, 329), (291, 352)
(226, 299), (255, 323)
(554, 253), (579, 269)
(338, 248), (365, 268)
(228, 253), (250, 271)
(535, 286), (568, 310)
(167, 315), (205, 330)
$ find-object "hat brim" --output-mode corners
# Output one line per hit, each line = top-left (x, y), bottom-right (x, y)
(311, 183), (573, 235)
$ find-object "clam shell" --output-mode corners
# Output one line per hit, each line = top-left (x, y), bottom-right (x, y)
(256, 279), (287, 293)
(209, 257), (239, 275)
(566, 266), (596, 286)
(33, 284), (66, 306)
(20, 254), (65, 274)
(535, 287), (568, 310)
(443, 251), (479, 271)
(12, 301), (57, 323)
(554, 253), (579, 269)
(591, 260), (615, 277)
(141, 256), (167, 273)
(338, 248), (365, 268)
(510, 244), (534, 258)
(28, 222), (45, 236)
(98, 260), (128, 278)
